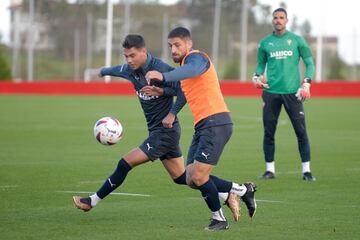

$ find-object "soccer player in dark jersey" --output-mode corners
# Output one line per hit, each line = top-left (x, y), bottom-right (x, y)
(252, 8), (316, 181)
(146, 27), (257, 231)
(72, 34), (188, 211)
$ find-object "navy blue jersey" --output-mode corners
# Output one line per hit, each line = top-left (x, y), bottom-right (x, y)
(101, 54), (186, 131)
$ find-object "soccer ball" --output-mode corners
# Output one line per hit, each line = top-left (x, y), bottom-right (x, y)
(93, 117), (123, 145)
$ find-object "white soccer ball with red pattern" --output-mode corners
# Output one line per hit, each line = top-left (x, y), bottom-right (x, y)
(93, 117), (123, 145)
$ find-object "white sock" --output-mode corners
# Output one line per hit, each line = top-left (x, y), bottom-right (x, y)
(90, 193), (101, 207)
(230, 183), (247, 197)
(302, 161), (311, 173)
(218, 192), (229, 202)
(212, 208), (226, 221)
(266, 161), (275, 173)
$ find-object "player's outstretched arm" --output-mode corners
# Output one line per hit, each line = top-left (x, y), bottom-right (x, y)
(98, 65), (130, 79)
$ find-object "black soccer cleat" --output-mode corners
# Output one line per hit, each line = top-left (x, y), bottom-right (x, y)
(258, 171), (275, 179)
(241, 182), (257, 218)
(303, 172), (316, 182)
(205, 219), (229, 231)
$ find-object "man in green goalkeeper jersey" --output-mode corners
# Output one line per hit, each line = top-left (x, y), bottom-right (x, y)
(253, 7), (316, 181)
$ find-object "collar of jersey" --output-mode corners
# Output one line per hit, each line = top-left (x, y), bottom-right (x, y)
(272, 30), (289, 38)
(137, 53), (152, 74)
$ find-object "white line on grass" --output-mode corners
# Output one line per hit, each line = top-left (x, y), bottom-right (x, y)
(57, 190), (151, 197)
(345, 168), (360, 172)
(0, 185), (18, 190)
(78, 180), (106, 184)
(256, 199), (283, 203)
(186, 196), (283, 203)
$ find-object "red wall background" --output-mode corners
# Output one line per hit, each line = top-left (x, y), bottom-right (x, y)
(0, 81), (359, 97)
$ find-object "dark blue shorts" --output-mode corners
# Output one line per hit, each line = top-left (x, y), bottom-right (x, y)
(139, 123), (182, 161)
(187, 123), (233, 166)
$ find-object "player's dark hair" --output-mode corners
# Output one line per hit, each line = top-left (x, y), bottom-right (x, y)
(273, 7), (287, 17)
(122, 34), (145, 49)
(168, 27), (191, 39)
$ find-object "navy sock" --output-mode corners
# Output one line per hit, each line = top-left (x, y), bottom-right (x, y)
(173, 171), (187, 185)
(210, 175), (232, 193)
(198, 179), (221, 212)
(96, 158), (132, 199)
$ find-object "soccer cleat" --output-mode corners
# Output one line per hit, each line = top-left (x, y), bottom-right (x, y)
(258, 171), (275, 179)
(303, 172), (316, 182)
(241, 182), (257, 218)
(225, 192), (241, 221)
(205, 219), (229, 231)
(73, 196), (92, 212)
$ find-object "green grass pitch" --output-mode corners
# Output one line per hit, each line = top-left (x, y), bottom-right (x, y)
(0, 95), (359, 239)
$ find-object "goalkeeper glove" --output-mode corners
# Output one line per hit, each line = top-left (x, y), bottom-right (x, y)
(295, 78), (311, 102)
(252, 74), (269, 89)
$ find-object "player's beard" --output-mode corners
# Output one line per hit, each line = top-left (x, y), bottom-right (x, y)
(172, 53), (185, 63)
(172, 55), (181, 63)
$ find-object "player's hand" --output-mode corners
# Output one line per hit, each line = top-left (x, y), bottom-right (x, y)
(139, 85), (164, 96)
(96, 68), (103, 78)
(145, 71), (164, 85)
(252, 74), (269, 89)
(162, 112), (176, 128)
(295, 82), (311, 102)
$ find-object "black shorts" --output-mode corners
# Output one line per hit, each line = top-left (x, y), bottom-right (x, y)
(262, 91), (305, 121)
(186, 123), (233, 166)
(139, 123), (182, 161)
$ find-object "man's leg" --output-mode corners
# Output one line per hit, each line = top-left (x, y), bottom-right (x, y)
(283, 94), (315, 181)
(187, 161), (229, 231)
(162, 156), (248, 221)
(161, 157), (187, 185)
(261, 92), (282, 179)
(162, 157), (236, 191)
(73, 148), (149, 211)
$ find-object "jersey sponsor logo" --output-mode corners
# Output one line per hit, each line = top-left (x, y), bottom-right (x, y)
(270, 50), (293, 59)
(136, 91), (159, 101)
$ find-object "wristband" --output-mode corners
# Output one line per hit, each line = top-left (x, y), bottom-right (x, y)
(303, 78), (312, 84)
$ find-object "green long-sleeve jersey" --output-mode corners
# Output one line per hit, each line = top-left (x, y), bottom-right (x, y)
(255, 31), (315, 94)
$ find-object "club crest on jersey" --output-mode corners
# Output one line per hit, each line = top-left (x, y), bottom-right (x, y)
(287, 39), (292, 46)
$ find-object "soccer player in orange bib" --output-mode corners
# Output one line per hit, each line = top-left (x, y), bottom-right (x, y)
(146, 27), (257, 231)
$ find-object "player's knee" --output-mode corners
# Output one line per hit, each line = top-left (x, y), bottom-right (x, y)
(264, 120), (277, 135)
(293, 122), (308, 142)
(189, 172), (207, 187)
(185, 174), (198, 189)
